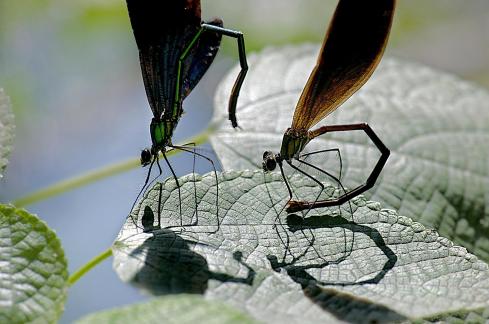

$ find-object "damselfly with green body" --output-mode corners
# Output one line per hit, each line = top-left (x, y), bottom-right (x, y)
(126, 0), (248, 229)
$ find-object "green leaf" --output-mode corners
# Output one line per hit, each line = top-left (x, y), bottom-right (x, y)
(0, 204), (68, 323)
(114, 171), (489, 323)
(0, 89), (15, 178)
(76, 294), (257, 324)
(210, 45), (489, 263)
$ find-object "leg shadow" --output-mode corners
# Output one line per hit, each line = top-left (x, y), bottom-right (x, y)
(270, 214), (397, 286)
(267, 214), (402, 323)
(127, 206), (255, 295)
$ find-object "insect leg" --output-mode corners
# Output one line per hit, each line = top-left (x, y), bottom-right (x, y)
(285, 159), (326, 217)
(173, 145), (220, 232)
(300, 148), (343, 180)
(201, 23), (248, 128)
(296, 152), (355, 259)
(162, 152), (183, 228)
(277, 161), (293, 201)
(273, 160), (294, 223)
(130, 155), (156, 229)
(288, 123), (389, 212)
(176, 143), (198, 226)
(155, 156), (163, 227)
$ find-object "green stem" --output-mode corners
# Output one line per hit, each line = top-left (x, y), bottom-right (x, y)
(13, 125), (216, 207)
(68, 247), (113, 286)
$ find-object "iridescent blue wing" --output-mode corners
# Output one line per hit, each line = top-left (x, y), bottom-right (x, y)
(181, 18), (223, 99)
(126, 0), (202, 118)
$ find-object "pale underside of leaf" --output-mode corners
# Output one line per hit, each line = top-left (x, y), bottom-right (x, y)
(114, 170), (489, 324)
(0, 89), (15, 178)
(211, 45), (489, 264)
(0, 204), (68, 324)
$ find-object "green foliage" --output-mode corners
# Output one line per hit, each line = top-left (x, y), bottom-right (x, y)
(76, 295), (256, 324)
(0, 204), (68, 323)
(1, 36), (489, 321)
(0, 89), (14, 178)
(114, 170), (489, 323)
(212, 45), (489, 264)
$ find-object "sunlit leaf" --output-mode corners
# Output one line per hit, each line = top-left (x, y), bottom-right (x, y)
(114, 171), (489, 323)
(211, 45), (489, 263)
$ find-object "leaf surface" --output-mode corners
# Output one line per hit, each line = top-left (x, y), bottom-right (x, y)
(0, 204), (68, 323)
(76, 294), (256, 324)
(114, 171), (489, 323)
(211, 45), (489, 263)
(0, 89), (14, 178)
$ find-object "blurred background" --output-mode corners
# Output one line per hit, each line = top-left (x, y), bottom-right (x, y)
(0, 0), (488, 322)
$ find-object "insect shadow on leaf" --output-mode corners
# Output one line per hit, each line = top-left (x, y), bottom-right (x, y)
(128, 206), (256, 295)
(267, 214), (397, 287)
(267, 214), (401, 323)
(262, 166), (356, 267)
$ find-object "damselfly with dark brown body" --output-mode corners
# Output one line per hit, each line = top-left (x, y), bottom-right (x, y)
(262, 0), (395, 213)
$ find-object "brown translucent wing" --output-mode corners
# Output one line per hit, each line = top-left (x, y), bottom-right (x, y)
(291, 0), (396, 131)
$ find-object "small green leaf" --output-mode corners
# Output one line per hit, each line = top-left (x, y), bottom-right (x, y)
(211, 45), (489, 263)
(76, 294), (257, 324)
(0, 204), (68, 323)
(114, 171), (489, 323)
(0, 89), (15, 178)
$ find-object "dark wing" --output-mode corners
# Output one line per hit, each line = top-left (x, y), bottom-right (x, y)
(126, 0), (202, 118)
(291, 0), (396, 131)
(182, 18), (223, 99)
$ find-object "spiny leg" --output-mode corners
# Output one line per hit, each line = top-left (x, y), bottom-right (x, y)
(285, 159), (330, 260)
(130, 155), (156, 229)
(275, 161), (294, 224)
(177, 143), (199, 226)
(157, 182), (162, 229)
(290, 123), (390, 211)
(286, 160), (326, 216)
(261, 169), (290, 235)
(294, 155), (355, 259)
(155, 156), (163, 228)
(300, 148), (343, 180)
(190, 144), (198, 225)
(292, 156), (353, 215)
(296, 153), (352, 214)
(173, 145), (220, 232)
(162, 152), (182, 228)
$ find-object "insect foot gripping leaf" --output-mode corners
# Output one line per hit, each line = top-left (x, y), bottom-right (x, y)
(212, 44), (489, 265)
(113, 170), (489, 324)
(0, 204), (69, 323)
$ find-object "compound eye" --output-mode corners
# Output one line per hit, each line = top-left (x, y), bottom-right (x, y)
(266, 159), (277, 171)
(265, 158), (277, 171)
(140, 148), (152, 167)
(263, 151), (273, 160)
